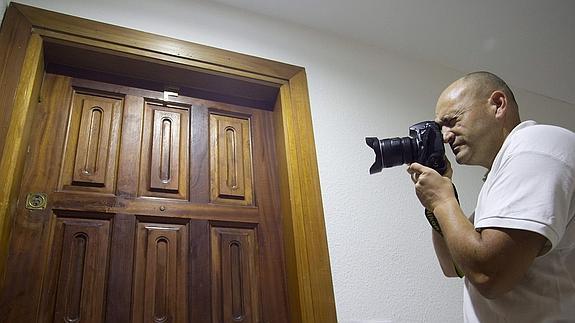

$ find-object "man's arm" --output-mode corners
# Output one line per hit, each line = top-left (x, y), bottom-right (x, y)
(432, 229), (460, 277)
(408, 163), (547, 298)
(416, 158), (464, 278)
(433, 198), (547, 298)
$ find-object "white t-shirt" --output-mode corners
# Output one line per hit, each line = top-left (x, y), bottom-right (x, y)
(464, 121), (575, 323)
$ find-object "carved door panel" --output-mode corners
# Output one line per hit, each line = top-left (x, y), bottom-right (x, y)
(0, 74), (288, 323)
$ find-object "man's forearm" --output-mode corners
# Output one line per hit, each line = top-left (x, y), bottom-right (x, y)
(432, 198), (483, 276)
(432, 229), (459, 277)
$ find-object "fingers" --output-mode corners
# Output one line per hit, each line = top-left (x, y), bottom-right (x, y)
(410, 172), (419, 183)
(407, 164), (416, 183)
(407, 163), (425, 183)
(408, 162), (448, 184)
(443, 157), (453, 179)
(407, 162), (425, 174)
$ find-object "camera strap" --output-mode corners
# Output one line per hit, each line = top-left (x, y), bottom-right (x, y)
(424, 183), (464, 278)
(423, 183), (459, 236)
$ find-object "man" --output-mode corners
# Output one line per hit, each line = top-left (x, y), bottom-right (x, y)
(407, 72), (575, 322)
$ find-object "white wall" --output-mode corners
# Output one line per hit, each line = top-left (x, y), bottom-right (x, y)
(3, 1), (575, 322)
(0, 0), (7, 24)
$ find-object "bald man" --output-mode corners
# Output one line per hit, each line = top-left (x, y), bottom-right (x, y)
(407, 72), (575, 322)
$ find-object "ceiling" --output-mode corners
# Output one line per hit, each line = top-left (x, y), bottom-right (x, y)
(205, 0), (575, 105)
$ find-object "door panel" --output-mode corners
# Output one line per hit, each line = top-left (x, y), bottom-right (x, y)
(132, 220), (189, 323)
(60, 91), (123, 194)
(211, 226), (259, 323)
(0, 74), (289, 323)
(209, 113), (254, 206)
(52, 215), (111, 323)
(139, 102), (189, 199)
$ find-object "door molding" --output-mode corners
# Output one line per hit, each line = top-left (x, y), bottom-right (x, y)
(0, 3), (337, 322)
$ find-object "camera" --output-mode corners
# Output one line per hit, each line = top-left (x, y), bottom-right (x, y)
(366, 121), (447, 175)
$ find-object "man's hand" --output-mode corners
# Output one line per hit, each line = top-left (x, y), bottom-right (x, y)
(407, 162), (456, 212)
(441, 157), (453, 179)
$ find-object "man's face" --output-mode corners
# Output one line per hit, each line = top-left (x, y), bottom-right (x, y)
(434, 82), (498, 168)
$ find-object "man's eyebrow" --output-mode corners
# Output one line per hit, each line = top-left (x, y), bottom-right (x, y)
(436, 113), (453, 125)
(438, 105), (468, 125)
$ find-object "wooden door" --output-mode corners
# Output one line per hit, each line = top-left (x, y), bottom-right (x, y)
(0, 74), (288, 323)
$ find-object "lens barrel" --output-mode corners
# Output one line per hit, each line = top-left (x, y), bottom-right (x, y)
(381, 137), (416, 167)
(366, 136), (417, 174)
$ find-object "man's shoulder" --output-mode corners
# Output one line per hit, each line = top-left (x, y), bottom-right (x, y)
(506, 122), (575, 164)
(511, 122), (574, 147)
(515, 121), (573, 137)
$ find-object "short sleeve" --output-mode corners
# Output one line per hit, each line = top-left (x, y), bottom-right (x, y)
(475, 151), (574, 251)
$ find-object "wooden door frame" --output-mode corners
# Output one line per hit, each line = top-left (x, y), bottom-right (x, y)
(0, 3), (337, 322)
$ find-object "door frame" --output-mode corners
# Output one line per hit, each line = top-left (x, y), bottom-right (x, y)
(0, 3), (337, 322)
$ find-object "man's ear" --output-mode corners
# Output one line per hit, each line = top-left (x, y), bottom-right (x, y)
(490, 90), (507, 119)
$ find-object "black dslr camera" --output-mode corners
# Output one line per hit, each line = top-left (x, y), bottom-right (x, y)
(366, 121), (447, 175)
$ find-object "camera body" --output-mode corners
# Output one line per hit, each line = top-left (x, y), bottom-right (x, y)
(366, 121), (447, 175)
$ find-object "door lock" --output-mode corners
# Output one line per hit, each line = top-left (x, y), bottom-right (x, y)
(25, 192), (47, 210)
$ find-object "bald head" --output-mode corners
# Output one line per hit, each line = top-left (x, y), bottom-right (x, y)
(459, 71), (518, 109)
(438, 71), (521, 129)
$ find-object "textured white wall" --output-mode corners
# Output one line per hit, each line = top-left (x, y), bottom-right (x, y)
(0, 0), (7, 23)
(3, 1), (575, 322)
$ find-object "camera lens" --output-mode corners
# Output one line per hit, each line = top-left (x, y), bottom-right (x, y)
(366, 136), (417, 174)
(382, 137), (416, 167)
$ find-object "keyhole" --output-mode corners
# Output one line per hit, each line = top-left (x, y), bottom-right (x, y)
(31, 196), (42, 207)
